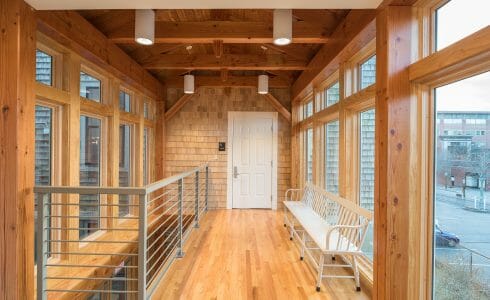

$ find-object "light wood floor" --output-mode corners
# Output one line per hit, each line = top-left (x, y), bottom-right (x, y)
(151, 209), (371, 300)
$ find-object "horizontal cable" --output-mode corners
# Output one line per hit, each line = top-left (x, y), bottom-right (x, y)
(46, 252), (137, 257)
(146, 235), (179, 276)
(46, 227), (138, 232)
(147, 214), (178, 241)
(147, 222), (179, 252)
(46, 203), (139, 207)
(45, 276), (137, 281)
(45, 289), (138, 294)
(46, 215), (139, 220)
(46, 239), (137, 244)
(45, 264), (137, 268)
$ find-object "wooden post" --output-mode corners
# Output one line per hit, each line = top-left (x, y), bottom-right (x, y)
(0, 0), (36, 298)
(155, 97), (166, 180)
(374, 6), (418, 300)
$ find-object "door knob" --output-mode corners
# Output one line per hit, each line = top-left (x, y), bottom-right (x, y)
(233, 166), (240, 178)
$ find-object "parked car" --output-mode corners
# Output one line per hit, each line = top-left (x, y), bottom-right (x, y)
(435, 223), (460, 247)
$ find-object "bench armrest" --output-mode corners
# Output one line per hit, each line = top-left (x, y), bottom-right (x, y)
(285, 188), (302, 201)
(325, 221), (370, 252)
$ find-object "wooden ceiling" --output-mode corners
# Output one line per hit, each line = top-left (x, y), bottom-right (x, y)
(78, 9), (351, 88)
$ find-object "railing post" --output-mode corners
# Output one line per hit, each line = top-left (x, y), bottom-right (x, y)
(205, 165), (209, 211)
(37, 193), (48, 300)
(195, 170), (200, 228)
(138, 193), (148, 300)
(177, 178), (185, 258)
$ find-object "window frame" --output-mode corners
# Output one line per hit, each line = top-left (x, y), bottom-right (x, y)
(118, 121), (137, 217)
(80, 65), (106, 104)
(344, 39), (376, 97)
(36, 43), (63, 89)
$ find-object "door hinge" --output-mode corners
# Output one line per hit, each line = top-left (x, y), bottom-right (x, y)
(271, 160), (273, 167)
(271, 124), (273, 131)
(271, 195), (273, 202)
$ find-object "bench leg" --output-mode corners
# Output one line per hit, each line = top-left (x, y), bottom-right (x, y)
(300, 231), (306, 260)
(289, 220), (294, 241)
(353, 255), (361, 292)
(316, 253), (325, 292)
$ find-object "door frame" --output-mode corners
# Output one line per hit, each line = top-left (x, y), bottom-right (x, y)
(226, 111), (278, 210)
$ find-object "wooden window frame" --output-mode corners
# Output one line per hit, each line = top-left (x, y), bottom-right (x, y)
(80, 64), (107, 104)
(344, 39), (376, 97)
(316, 71), (340, 112)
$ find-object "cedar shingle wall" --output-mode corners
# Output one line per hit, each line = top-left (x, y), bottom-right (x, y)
(165, 87), (291, 209)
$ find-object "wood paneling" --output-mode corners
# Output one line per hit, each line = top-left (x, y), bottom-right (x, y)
(165, 87), (291, 209)
(0, 0), (36, 298)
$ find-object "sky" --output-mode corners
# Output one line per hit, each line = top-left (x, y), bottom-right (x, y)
(435, 0), (489, 112)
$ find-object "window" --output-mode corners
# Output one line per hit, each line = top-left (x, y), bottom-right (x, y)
(325, 120), (339, 194)
(119, 91), (131, 113)
(436, 0), (489, 51)
(36, 50), (53, 86)
(324, 82), (340, 108)
(80, 72), (101, 102)
(34, 105), (53, 263)
(433, 72), (490, 298)
(444, 119), (462, 124)
(80, 116), (101, 239)
(144, 102), (150, 119)
(360, 109), (375, 260)
(359, 55), (376, 90)
(304, 101), (313, 119)
(305, 128), (313, 183)
(143, 128), (150, 185)
(119, 124), (132, 216)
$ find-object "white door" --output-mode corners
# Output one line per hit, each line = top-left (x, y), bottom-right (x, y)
(231, 113), (274, 209)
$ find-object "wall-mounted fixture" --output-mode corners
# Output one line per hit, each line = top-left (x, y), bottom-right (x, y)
(258, 74), (269, 94)
(184, 74), (195, 94)
(135, 9), (155, 45)
(273, 9), (292, 46)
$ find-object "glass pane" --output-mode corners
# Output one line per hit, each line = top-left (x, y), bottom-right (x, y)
(360, 55), (376, 90)
(360, 109), (375, 260)
(324, 82), (340, 108)
(36, 50), (52, 86)
(143, 128), (148, 185)
(80, 72), (101, 102)
(119, 91), (131, 113)
(144, 102), (150, 119)
(80, 116), (101, 239)
(304, 101), (313, 119)
(433, 72), (490, 298)
(325, 120), (339, 194)
(305, 128), (313, 183)
(35, 105), (52, 264)
(436, 0), (489, 51)
(119, 124), (132, 216)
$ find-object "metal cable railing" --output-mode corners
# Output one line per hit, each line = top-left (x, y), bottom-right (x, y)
(34, 164), (209, 300)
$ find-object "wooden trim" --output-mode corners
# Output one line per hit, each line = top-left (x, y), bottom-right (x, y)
(409, 26), (490, 84)
(164, 94), (194, 121)
(80, 98), (113, 117)
(35, 82), (70, 105)
(292, 10), (377, 101)
(262, 94), (291, 121)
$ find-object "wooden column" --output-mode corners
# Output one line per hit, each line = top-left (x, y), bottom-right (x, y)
(374, 6), (418, 300)
(108, 80), (120, 223)
(0, 0), (36, 298)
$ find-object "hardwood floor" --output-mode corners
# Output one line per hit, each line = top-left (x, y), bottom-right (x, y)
(151, 209), (371, 300)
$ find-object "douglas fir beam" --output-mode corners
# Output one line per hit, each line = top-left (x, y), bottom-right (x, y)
(375, 5), (420, 300)
(263, 94), (292, 121)
(155, 98), (166, 180)
(164, 94), (194, 121)
(165, 76), (290, 88)
(0, 0), (36, 298)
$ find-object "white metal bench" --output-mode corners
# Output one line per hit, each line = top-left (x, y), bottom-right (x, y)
(283, 182), (373, 292)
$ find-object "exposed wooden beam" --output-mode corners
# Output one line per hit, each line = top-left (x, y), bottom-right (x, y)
(36, 11), (164, 98)
(409, 26), (490, 84)
(0, 0), (36, 298)
(165, 75), (290, 88)
(213, 40), (224, 58)
(108, 21), (331, 44)
(377, 0), (419, 8)
(263, 94), (292, 121)
(292, 10), (377, 101)
(165, 94), (194, 120)
(220, 69), (228, 82)
(143, 54), (308, 70)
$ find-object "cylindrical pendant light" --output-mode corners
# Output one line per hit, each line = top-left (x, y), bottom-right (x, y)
(135, 10), (155, 45)
(273, 9), (292, 46)
(184, 74), (195, 94)
(258, 75), (269, 94)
